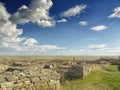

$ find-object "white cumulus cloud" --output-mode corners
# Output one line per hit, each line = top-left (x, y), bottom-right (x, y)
(10, 0), (55, 27)
(88, 44), (107, 49)
(57, 19), (67, 23)
(91, 25), (107, 31)
(0, 2), (65, 55)
(61, 5), (87, 18)
(109, 7), (120, 18)
(0, 2), (24, 50)
(79, 21), (88, 26)
(22, 38), (38, 47)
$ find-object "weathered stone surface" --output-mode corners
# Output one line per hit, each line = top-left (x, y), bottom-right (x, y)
(0, 64), (61, 90)
(0, 59), (111, 90)
(31, 77), (40, 82)
(0, 64), (8, 73)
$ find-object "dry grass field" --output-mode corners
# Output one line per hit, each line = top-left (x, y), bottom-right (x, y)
(0, 55), (119, 61)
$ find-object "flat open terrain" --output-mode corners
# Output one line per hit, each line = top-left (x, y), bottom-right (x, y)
(0, 56), (118, 61)
(62, 65), (120, 90)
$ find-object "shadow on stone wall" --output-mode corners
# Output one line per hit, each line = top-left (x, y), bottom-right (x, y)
(0, 58), (112, 90)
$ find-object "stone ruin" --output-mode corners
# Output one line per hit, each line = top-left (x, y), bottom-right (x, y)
(0, 63), (60, 90)
(57, 61), (109, 81)
(0, 59), (110, 90)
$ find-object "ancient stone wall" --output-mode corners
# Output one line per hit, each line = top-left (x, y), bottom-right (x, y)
(0, 63), (60, 90)
(57, 63), (109, 80)
(0, 59), (110, 90)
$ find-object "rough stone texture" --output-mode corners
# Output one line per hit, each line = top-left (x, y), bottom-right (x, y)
(0, 64), (60, 90)
(0, 59), (111, 90)
(57, 63), (109, 80)
(0, 64), (8, 73)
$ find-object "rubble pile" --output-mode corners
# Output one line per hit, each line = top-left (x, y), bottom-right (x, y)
(0, 59), (110, 90)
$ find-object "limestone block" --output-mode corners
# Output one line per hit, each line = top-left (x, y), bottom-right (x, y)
(31, 77), (40, 83)
(0, 65), (8, 73)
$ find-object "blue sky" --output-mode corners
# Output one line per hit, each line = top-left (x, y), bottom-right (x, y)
(0, 0), (120, 55)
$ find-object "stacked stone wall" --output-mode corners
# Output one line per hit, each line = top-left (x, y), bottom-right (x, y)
(0, 59), (110, 90)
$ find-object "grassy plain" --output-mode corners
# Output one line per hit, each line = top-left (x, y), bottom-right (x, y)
(62, 65), (120, 90)
(0, 55), (118, 61)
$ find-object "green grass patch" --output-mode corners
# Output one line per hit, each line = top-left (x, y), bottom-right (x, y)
(62, 65), (120, 90)
(104, 65), (119, 72)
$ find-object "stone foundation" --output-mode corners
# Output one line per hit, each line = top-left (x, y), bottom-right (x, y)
(0, 59), (110, 90)
(0, 65), (60, 90)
